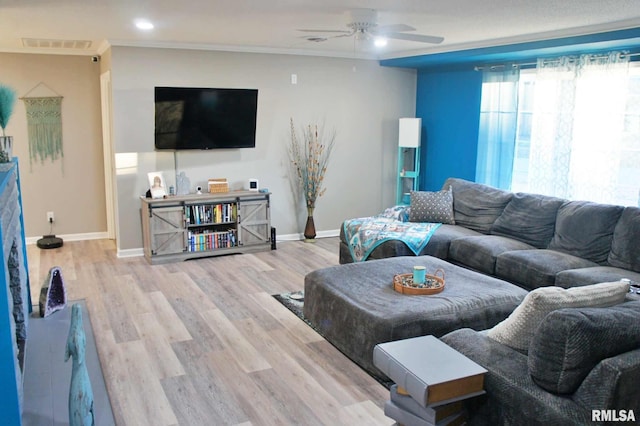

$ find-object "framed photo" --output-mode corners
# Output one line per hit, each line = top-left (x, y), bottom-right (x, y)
(148, 172), (167, 199)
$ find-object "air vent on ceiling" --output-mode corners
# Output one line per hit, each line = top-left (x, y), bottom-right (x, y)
(22, 38), (92, 49)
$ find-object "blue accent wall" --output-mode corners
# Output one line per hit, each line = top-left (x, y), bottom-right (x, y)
(416, 69), (482, 190)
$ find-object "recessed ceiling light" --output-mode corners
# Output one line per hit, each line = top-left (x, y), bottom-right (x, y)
(374, 37), (388, 48)
(135, 19), (154, 31)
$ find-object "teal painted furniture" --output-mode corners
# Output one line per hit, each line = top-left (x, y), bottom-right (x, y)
(396, 145), (420, 205)
(0, 158), (31, 425)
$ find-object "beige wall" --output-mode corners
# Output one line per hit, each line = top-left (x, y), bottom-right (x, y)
(109, 46), (417, 252)
(0, 53), (107, 239)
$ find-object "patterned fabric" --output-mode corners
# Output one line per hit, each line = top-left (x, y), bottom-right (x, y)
(486, 281), (629, 353)
(379, 205), (410, 222)
(343, 216), (441, 262)
(409, 187), (455, 224)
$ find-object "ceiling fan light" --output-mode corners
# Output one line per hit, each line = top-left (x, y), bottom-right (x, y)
(374, 37), (388, 47)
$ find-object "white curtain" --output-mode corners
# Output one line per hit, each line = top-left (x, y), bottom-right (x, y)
(527, 52), (630, 203)
(476, 67), (520, 189)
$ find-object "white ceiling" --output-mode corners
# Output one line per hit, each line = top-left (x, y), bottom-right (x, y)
(2, 0), (640, 59)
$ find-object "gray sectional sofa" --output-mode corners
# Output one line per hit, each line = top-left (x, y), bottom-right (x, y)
(339, 177), (640, 290)
(328, 178), (640, 424)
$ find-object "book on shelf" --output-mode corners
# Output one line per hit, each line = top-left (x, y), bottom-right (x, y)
(384, 400), (467, 426)
(390, 384), (464, 423)
(373, 335), (487, 407)
(187, 229), (237, 252)
(185, 202), (237, 225)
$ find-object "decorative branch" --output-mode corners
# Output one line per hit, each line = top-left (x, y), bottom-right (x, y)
(288, 118), (336, 209)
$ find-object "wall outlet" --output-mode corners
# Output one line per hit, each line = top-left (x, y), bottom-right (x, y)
(47, 211), (54, 223)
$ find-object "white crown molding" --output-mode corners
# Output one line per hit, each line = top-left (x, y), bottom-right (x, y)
(0, 47), (95, 56)
(96, 39), (112, 56)
(379, 19), (640, 60)
(104, 39), (382, 60)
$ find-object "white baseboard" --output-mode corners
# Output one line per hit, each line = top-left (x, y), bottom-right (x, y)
(117, 248), (144, 258)
(26, 229), (341, 256)
(26, 231), (110, 245)
(277, 228), (339, 241)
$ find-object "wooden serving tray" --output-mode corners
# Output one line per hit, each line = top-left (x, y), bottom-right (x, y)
(393, 268), (445, 295)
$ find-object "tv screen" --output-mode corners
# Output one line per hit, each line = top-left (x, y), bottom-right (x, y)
(154, 87), (258, 150)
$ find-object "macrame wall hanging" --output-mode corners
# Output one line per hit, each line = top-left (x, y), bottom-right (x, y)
(20, 82), (64, 170)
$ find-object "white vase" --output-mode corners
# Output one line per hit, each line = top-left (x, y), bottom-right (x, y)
(0, 136), (13, 159)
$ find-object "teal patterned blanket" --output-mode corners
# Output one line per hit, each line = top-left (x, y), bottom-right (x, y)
(343, 207), (441, 262)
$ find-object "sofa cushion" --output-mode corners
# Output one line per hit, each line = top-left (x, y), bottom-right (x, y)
(420, 224), (483, 260)
(555, 266), (640, 289)
(608, 206), (640, 272)
(490, 193), (564, 248)
(528, 301), (640, 395)
(409, 187), (455, 224)
(495, 249), (599, 290)
(486, 281), (629, 353)
(548, 201), (623, 264)
(449, 235), (534, 275)
(443, 178), (512, 234)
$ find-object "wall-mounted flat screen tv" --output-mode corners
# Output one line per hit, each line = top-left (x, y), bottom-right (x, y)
(154, 87), (258, 150)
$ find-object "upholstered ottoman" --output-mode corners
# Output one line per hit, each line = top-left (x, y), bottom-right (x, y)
(304, 256), (527, 379)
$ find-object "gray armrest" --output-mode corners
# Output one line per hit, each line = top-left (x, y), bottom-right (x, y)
(441, 329), (593, 425)
(573, 348), (640, 412)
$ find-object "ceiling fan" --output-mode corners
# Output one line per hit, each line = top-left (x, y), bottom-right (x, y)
(297, 9), (444, 46)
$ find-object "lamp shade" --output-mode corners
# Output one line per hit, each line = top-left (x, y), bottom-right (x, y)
(398, 118), (421, 148)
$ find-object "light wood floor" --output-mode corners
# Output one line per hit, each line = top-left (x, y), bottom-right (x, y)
(26, 238), (393, 426)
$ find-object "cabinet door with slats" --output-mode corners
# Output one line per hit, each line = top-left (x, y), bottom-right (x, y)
(238, 197), (270, 247)
(149, 206), (186, 255)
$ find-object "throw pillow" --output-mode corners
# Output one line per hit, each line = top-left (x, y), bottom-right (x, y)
(409, 187), (455, 224)
(528, 301), (640, 395)
(490, 193), (564, 248)
(486, 281), (629, 353)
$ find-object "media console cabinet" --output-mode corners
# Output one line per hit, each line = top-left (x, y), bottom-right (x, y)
(140, 191), (271, 264)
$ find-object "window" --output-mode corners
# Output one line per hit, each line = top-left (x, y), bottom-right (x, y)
(480, 56), (640, 207)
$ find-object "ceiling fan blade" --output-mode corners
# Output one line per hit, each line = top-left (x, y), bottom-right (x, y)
(385, 32), (444, 44)
(373, 24), (415, 34)
(297, 29), (351, 34)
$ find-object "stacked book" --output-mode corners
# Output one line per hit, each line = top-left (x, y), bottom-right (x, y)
(186, 203), (236, 225)
(187, 229), (237, 252)
(373, 335), (488, 426)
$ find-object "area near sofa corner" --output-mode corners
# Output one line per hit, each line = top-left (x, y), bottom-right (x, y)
(312, 176), (640, 425)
